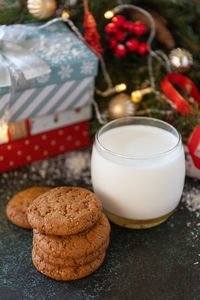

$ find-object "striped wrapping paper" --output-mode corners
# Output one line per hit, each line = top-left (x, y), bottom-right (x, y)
(0, 76), (94, 122)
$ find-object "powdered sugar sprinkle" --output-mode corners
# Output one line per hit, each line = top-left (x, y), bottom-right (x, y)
(182, 186), (200, 217)
(182, 183), (200, 265)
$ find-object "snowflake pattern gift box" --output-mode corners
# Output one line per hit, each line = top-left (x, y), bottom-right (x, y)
(0, 22), (98, 122)
(0, 22), (98, 172)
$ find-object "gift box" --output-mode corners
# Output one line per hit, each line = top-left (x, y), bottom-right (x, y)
(0, 22), (98, 121)
(0, 22), (98, 171)
(1, 105), (92, 144)
(0, 120), (90, 173)
(0, 105), (92, 172)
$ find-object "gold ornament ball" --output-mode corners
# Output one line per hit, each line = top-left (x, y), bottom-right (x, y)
(169, 48), (193, 72)
(27, 0), (57, 19)
(108, 93), (136, 120)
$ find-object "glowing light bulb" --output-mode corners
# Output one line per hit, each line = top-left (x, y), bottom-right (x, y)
(131, 90), (143, 103)
(131, 87), (152, 103)
(104, 10), (114, 19)
(115, 83), (127, 93)
(0, 123), (8, 135)
(62, 10), (70, 19)
(0, 122), (8, 143)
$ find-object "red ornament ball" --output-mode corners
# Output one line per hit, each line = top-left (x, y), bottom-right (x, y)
(126, 38), (139, 51)
(115, 30), (126, 41)
(109, 37), (117, 49)
(105, 23), (118, 34)
(123, 21), (135, 32)
(114, 44), (127, 57)
(138, 42), (149, 55)
(112, 15), (126, 27)
(132, 22), (146, 35)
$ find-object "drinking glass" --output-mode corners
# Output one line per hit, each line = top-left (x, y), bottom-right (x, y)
(91, 117), (185, 229)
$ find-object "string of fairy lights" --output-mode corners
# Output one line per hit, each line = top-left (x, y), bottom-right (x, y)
(27, 0), (180, 110)
(0, 2), (195, 139)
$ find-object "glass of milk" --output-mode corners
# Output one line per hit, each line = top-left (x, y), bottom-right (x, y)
(91, 117), (185, 229)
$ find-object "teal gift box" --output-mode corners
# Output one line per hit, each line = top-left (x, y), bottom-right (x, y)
(0, 22), (98, 122)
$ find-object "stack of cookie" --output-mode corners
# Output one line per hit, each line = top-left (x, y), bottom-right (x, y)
(27, 186), (110, 280)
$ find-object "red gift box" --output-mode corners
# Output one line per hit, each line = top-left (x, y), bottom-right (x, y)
(0, 120), (90, 172)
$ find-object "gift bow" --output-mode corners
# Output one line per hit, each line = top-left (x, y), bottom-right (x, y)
(161, 72), (200, 116)
(0, 24), (51, 88)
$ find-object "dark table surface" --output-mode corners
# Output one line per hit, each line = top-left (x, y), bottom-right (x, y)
(0, 148), (200, 300)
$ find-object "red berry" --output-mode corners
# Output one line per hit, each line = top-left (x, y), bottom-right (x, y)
(138, 42), (149, 55)
(123, 20), (135, 32)
(115, 30), (126, 41)
(105, 23), (118, 34)
(112, 15), (126, 27)
(109, 37), (117, 49)
(114, 44), (127, 57)
(132, 21), (146, 35)
(126, 38), (139, 51)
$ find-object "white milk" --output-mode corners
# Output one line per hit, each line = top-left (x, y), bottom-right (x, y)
(91, 125), (185, 220)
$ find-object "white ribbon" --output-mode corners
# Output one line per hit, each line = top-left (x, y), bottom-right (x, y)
(0, 25), (51, 88)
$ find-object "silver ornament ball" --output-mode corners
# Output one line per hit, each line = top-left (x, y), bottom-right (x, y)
(169, 48), (193, 72)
